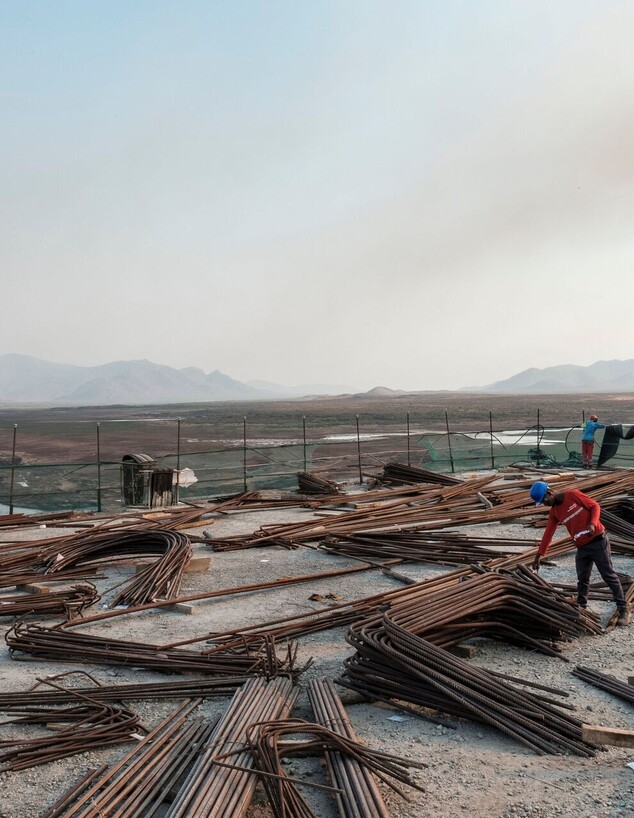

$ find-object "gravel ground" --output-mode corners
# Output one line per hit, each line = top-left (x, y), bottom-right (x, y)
(1, 479), (634, 818)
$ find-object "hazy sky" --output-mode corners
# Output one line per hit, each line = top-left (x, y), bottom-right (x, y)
(2, 1), (633, 391)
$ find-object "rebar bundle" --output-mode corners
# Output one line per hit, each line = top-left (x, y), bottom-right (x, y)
(40, 699), (213, 818)
(297, 471), (342, 495)
(165, 677), (298, 817)
(0, 685), (142, 771)
(307, 677), (392, 818)
(601, 508), (634, 554)
(380, 461), (463, 486)
(572, 666), (634, 705)
(380, 565), (603, 655)
(0, 528), (192, 607)
(0, 671), (249, 708)
(6, 622), (302, 679)
(0, 583), (99, 619)
(343, 618), (595, 756)
(336, 567), (605, 755)
(208, 469), (634, 552)
(321, 531), (520, 565)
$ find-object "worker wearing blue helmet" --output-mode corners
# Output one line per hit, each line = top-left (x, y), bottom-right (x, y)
(581, 414), (605, 469)
(529, 480), (630, 626)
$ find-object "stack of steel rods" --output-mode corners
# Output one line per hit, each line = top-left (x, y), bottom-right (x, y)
(0, 510), (94, 530)
(601, 509), (634, 554)
(381, 566), (603, 655)
(307, 677), (392, 817)
(550, 572), (634, 602)
(0, 528), (192, 607)
(321, 531), (519, 565)
(209, 469), (634, 552)
(379, 461), (463, 486)
(572, 666), (634, 704)
(297, 471), (342, 495)
(48, 529), (192, 608)
(0, 672), (250, 708)
(0, 583), (99, 619)
(165, 677), (298, 818)
(343, 618), (595, 756)
(0, 685), (142, 771)
(40, 699), (210, 818)
(6, 622), (302, 679)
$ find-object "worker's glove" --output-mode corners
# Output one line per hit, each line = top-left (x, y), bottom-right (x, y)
(531, 554), (541, 572)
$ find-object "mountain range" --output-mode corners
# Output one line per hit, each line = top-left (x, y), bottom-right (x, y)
(0, 354), (351, 405)
(481, 359), (634, 393)
(1, 354), (634, 405)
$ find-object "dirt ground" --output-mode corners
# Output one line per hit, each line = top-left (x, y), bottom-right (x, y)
(1, 475), (634, 817)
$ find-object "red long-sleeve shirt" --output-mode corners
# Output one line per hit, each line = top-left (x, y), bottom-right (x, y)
(537, 489), (604, 556)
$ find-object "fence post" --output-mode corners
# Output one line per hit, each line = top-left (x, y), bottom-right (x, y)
(243, 416), (248, 492)
(355, 415), (363, 485)
(302, 415), (307, 472)
(96, 422), (102, 512)
(406, 412), (411, 467)
(175, 417), (181, 505)
(489, 411), (495, 470)
(9, 424), (17, 514)
(536, 408), (542, 467)
(444, 411), (455, 474)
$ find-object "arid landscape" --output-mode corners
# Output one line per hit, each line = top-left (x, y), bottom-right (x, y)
(2, 393), (634, 513)
(2, 392), (633, 464)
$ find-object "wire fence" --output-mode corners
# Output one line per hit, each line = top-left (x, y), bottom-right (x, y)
(1, 413), (633, 514)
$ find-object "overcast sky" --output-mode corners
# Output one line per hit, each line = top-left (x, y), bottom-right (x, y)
(2, 1), (633, 391)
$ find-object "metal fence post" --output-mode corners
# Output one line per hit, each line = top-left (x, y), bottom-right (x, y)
(355, 415), (363, 485)
(9, 424), (17, 514)
(406, 412), (411, 467)
(96, 422), (102, 512)
(536, 408), (542, 467)
(302, 415), (307, 472)
(243, 416), (248, 492)
(175, 417), (181, 505)
(444, 411), (455, 473)
(489, 411), (495, 470)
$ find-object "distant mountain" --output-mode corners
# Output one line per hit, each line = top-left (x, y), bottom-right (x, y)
(482, 359), (634, 393)
(356, 386), (408, 397)
(0, 354), (352, 406)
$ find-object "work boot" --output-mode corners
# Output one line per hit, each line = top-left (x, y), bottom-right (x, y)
(617, 608), (631, 626)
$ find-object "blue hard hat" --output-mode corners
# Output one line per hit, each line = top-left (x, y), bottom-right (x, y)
(530, 481), (549, 506)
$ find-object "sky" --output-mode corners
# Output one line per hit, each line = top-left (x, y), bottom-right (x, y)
(2, 1), (634, 392)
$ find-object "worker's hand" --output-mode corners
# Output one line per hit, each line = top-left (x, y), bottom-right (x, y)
(587, 523), (596, 537)
(532, 554), (541, 572)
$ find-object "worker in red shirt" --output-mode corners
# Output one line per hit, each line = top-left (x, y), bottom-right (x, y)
(530, 481), (630, 626)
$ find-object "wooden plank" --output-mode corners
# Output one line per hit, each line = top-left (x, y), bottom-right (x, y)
(582, 724), (634, 748)
(16, 583), (51, 595)
(162, 602), (197, 615)
(184, 556), (211, 574)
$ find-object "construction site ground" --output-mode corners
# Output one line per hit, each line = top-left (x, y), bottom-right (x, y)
(1, 474), (634, 818)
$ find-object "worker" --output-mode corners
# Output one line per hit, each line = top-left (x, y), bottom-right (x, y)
(530, 481), (630, 626)
(581, 414), (605, 469)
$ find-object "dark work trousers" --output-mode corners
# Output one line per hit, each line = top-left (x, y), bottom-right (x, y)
(576, 533), (626, 610)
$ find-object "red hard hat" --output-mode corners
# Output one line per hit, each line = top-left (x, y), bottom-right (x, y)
(590, 414), (598, 421)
